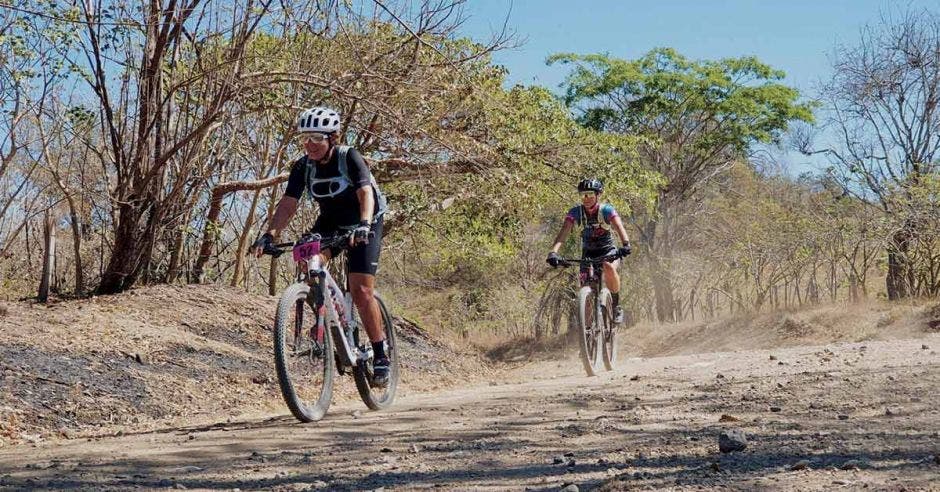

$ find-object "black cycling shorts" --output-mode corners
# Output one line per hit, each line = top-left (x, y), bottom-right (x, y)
(311, 215), (384, 275)
(580, 246), (618, 280)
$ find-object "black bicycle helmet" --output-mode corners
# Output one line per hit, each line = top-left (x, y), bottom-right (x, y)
(577, 178), (603, 193)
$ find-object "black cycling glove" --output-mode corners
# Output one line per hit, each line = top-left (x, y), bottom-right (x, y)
(353, 220), (371, 245)
(617, 243), (632, 258)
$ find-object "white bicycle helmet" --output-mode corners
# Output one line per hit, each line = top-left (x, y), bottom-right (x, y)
(297, 106), (341, 133)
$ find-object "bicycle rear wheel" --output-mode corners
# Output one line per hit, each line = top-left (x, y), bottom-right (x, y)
(577, 285), (602, 376)
(600, 288), (617, 371)
(353, 294), (399, 410)
(273, 282), (335, 422)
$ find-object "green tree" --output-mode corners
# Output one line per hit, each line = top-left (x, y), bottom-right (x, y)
(550, 48), (815, 321)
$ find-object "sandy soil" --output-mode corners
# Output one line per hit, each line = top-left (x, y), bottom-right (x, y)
(0, 331), (937, 490)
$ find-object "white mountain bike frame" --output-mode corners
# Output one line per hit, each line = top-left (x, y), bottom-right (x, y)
(293, 235), (373, 368)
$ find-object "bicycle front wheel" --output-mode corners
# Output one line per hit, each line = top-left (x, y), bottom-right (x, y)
(577, 285), (602, 376)
(353, 294), (399, 410)
(273, 282), (335, 422)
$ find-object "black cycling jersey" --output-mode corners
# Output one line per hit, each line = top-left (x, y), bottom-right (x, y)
(284, 147), (378, 229)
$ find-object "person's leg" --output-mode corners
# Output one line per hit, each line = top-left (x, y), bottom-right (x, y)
(602, 258), (624, 323)
(348, 272), (383, 343)
(346, 218), (389, 385)
(602, 258), (620, 295)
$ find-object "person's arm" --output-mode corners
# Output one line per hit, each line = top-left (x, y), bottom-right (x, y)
(267, 196), (299, 238)
(346, 148), (374, 224)
(251, 159), (304, 256)
(550, 221), (574, 254)
(611, 214), (630, 246)
(356, 185), (374, 224)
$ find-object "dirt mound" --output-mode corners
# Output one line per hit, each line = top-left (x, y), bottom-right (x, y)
(625, 300), (937, 358)
(0, 284), (476, 445)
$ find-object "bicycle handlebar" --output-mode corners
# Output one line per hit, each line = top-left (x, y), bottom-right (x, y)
(264, 230), (374, 257)
(555, 252), (623, 267)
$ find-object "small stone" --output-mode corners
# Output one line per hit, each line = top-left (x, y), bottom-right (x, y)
(567, 459), (577, 467)
(837, 414), (850, 420)
(718, 429), (747, 453)
(380, 447), (393, 453)
(932, 454), (940, 465)
(790, 459), (810, 470)
(710, 462), (721, 471)
(352, 410), (362, 419)
(922, 344), (929, 350)
(719, 414), (739, 422)
(716, 373), (725, 379)
(832, 480), (850, 485)
(629, 375), (640, 381)
(561, 484), (579, 492)
(187, 434), (196, 440)
(410, 444), (420, 453)
(769, 355), (778, 360)
(553, 456), (564, 464)
(885, 408), (896, 416)
(770, 406), (782, 412)
(841, 459), (864, 470)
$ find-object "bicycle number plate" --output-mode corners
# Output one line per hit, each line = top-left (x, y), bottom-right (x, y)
(293, 240), (320, 262)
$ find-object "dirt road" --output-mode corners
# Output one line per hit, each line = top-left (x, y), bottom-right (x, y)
(1, 335), (938, 491)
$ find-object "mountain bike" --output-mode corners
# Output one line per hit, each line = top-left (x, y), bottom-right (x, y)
(263, 231), (399, 422)
(556, 252), (623, 376)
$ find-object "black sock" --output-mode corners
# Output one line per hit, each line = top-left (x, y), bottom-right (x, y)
(612, 293), (620, 307)
(372, 340), (387, 360)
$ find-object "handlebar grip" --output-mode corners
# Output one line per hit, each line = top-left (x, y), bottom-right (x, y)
(263, 244), (284, 258)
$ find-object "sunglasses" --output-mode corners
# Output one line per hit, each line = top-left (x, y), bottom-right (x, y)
(580, 192), (597, 199)
(297, 133), (330, 144)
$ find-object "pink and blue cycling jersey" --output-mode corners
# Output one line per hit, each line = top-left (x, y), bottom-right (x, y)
(564, 203), (619, 253)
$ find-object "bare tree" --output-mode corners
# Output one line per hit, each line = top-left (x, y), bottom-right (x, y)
(809, 9), (940, 299)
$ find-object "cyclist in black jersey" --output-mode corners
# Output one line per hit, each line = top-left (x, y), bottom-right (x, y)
(251, 107), (391, 386)
(547, 178), (632, 324)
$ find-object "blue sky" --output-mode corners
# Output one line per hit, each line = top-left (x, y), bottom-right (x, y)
(458, 0), (936, 96)
(456, 0), (938, 174)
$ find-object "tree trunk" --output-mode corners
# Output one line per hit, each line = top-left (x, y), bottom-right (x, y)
(97, 202), (150, 294)
(650, 264), (676, 322)
(849, 274), (859, 302)
(165, 225), (186, 284)
(66, 200), (84, 295)
(886, 230), (911, 300)
(231, 189), (263, 287)
(164, 190), (200, 283)
(193, 172), (289, 283)
(38, 211), (56, 303)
